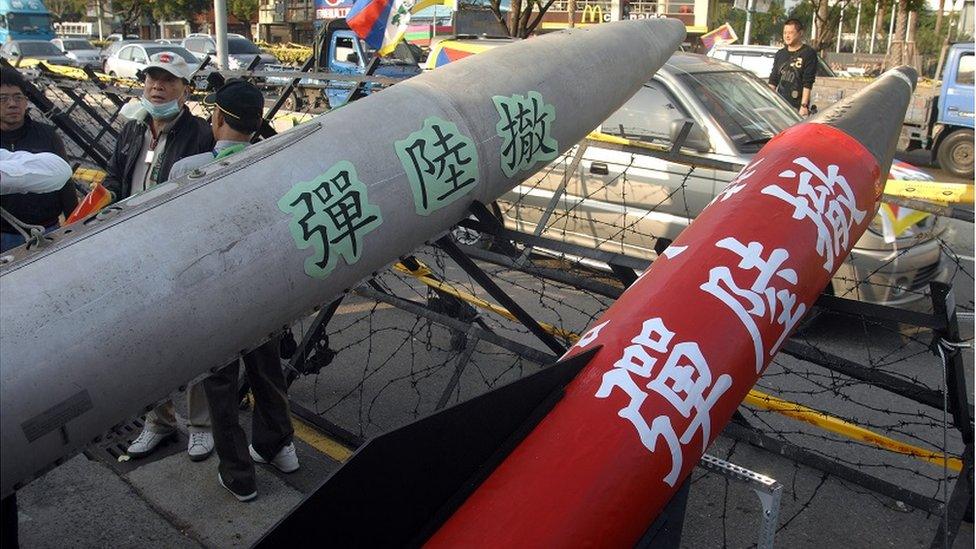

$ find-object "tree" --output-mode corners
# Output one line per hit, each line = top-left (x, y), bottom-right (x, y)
(111, 0), (148, 36)
(46, 0), (87, 22)
(152, 0), (210, 29)
(485, 0), (556, 37)
(229, 0), (259, 38)
(709, 0), (787, 47)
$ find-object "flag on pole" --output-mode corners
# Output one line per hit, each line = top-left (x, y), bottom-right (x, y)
(700, 23), (738, 53)
(347, 0), (416, 56)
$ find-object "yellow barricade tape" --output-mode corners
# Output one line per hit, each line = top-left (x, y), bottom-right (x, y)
(743, 389), (962, 471)
(392, 258), (961, 471)
(885, 180), (974, 205)
(393, 261), (579, 343)
(73, 167), (107, 186)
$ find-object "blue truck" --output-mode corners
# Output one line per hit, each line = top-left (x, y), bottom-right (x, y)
(0, 0), (54, 43)
(900, 42), (974, 178)
(266, 18), (421, 112)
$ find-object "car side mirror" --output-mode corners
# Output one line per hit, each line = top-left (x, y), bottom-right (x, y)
(346, 51), (359, 64)
(206, 48), (217, 55)
(669, 118), (710, 153)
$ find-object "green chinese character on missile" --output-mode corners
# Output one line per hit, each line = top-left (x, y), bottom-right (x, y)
(395, 116), (480, 216)
(493, 90), (558, 178)
(278, 161), (383, 279)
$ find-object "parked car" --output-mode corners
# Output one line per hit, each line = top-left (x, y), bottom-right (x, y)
(103, 43), (198, 79)
(706, 44), (835, 80)
(51, 37), (99, 67)
(0, 38), (71, 65)
(105, 33), (139, 42)
(439, 44), (948, 306)
(180, 33), (278, 69)
(99, 39), (150, 71)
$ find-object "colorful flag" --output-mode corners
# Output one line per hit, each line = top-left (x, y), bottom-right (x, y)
(700, 23), (738, 53)
(65, 182), (111, 225)
(878, 159), (935, 243)
(347, 0), (416, 56)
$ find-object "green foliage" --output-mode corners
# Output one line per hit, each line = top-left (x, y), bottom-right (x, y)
(151, 0), (210, 25)
(45, 0), (87, 21)
(229, 0), (259, 30)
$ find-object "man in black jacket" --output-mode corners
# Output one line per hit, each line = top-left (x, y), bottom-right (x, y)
(769, 19), (818, 117)
(103, 51), (214, 202)
(0, 69), (78, 252)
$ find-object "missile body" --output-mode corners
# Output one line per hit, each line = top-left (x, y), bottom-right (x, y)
(0, 19), (686, 497)
(426, 67), (918, 547)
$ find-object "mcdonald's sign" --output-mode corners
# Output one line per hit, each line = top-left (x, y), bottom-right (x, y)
(581, 4), (611, 23)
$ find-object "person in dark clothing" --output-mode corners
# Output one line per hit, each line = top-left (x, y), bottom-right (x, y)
(0, 69), (78, 252)
(102, 51), (213, 203)
(768, 18), (818, 116)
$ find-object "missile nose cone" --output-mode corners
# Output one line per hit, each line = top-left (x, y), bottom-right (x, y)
(810, 66), (918, 179)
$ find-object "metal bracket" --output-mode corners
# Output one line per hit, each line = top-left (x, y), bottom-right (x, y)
(700, 453), (782, 549)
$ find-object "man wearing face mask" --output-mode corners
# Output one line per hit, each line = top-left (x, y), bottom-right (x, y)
(102, 52), (214, 202)
(103, 51), (216, 463)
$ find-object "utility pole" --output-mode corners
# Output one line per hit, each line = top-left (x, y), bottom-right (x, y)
(836, 3), (844, 53)
(869, 5), (878, 53)
(568, 0), (576, 28)
(853, 0), (862, 53)
(887, 5), (895, 52)
(96, 0), (104, 40)
(214, 0), (229, 69)
(743, 0), (755, 45)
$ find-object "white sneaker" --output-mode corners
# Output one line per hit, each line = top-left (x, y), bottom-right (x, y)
(218, 472), (257, 502)
(187, 431), (214, 462)
(126, 428), (176, 458)
(249, 442), (300, 473)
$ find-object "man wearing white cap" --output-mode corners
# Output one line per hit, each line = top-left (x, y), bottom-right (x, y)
(103, 51), (217, 462)
(103, 51), (214, 201)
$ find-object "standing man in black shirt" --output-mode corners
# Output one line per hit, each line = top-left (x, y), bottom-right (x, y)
(0, 69), (78, 252)
(769, 18), (818, 117)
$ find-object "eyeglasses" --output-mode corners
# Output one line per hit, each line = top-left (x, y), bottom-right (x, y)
(0, 93), (26, 104)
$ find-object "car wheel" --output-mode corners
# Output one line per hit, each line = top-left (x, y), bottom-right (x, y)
(937, 129), (974, 179)
(450, 202), (512, 253)
(281, 91), (303, 112)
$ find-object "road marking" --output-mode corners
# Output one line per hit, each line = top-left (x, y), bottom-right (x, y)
(291, 416), (354, 462)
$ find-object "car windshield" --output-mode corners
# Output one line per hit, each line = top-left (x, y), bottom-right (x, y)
(18, 41), (61, 56)
(363, 41), (417, 65)
(143, 46), (199, 64)
(62, 39), (94, 50)
(228, 38), (261, 54)
(8, 13), (51, 33)
(678, 70), (800, 152)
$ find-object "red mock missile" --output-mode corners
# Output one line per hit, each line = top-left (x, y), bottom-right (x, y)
(425, 67), (919, 547)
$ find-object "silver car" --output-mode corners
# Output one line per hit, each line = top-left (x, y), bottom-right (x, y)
(497, 53), (949, 306)
(51, 37), (101, 68)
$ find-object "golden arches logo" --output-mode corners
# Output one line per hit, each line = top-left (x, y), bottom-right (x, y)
(581, 4), (604, 23)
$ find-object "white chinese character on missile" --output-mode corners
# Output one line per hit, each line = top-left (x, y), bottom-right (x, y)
(714, 157), (765, 204)
(700, 237), (807, 373)
(760, 156), (866, 272)
(595, 317), (732, 487)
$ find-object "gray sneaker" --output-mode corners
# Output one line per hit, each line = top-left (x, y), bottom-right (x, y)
(249, 442), (299, 473)
(187, 431), (214, 462)
(126, 428), (176, 458)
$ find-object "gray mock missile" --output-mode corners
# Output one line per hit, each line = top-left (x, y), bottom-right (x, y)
(0, 18), (686, 497)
